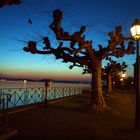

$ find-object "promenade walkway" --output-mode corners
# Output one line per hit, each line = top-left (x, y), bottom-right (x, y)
(5, 91), (140, 140)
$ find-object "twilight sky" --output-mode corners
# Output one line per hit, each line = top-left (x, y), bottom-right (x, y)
(0, 0), (140, 81)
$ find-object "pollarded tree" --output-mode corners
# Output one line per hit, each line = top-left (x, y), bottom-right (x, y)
(0, 0), (21, 8)
(23, 9), (135, 110)
(103, 57), (127, 95)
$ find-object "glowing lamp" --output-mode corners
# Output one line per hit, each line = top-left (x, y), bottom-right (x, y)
(122, 73), (126, 78)
(120, 78), (123, 81)
(130, 19), (140, 40)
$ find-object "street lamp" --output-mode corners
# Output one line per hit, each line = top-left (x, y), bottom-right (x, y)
(130, 19), (140, 40)
(120, 73), (126, 93)
(120, 78), (123, 88)
(122, 73), (126, 78)
(130, 19), (140, 131)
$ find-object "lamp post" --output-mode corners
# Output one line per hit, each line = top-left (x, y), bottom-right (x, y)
(130, 19), (140, 131)
(120, 73), (126, 93)
(44, 79), (51, 107)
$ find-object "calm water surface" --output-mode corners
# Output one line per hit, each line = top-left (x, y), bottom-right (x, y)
(0, 80), (89, 88)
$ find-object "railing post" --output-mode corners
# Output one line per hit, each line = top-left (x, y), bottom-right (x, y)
(44, 79), (51, 107)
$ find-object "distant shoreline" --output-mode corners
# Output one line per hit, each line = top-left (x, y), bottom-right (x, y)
(0, 77), (91, 84)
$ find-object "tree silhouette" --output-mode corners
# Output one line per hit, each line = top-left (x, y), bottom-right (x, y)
(103, 57), (127, 95)
(23, 9), (135, 110)
(0, 0), (21, 8)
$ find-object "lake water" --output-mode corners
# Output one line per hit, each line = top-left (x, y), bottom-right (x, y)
(0, 80), (89, 88)
(0, 80), (45, 88)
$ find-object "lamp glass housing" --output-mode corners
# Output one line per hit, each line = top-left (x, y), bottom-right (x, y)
(130, 20), (140, 40)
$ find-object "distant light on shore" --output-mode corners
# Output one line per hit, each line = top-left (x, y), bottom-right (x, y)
(23, 80), (27, 83)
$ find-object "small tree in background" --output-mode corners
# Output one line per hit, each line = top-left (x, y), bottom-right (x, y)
(103, 57), (127, 95)
(23, 9), (135, 110)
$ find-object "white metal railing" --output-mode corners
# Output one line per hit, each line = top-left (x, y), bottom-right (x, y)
(0, 85), (91, 109)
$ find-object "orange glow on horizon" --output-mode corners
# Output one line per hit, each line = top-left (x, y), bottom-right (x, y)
(0, 69), (91, 81)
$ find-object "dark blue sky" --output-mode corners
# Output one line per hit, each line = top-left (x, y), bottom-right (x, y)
(0, 0), (140, 80)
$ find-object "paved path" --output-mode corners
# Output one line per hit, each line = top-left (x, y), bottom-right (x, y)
(7, 92), (140, 140)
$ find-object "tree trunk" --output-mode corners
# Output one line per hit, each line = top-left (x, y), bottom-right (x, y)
(91, 59), (106, 110)
(107, 74), (113, 95)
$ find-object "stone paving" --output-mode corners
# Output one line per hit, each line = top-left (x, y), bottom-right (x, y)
(5, 91), (140, 140)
